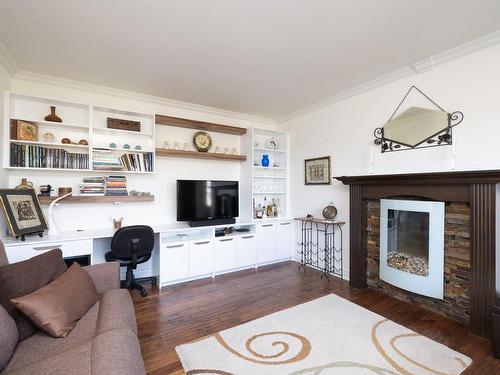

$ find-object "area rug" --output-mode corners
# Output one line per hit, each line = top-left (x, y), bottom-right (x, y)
(176, 294), (472, 374)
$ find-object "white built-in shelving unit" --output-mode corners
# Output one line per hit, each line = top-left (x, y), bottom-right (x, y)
(3, 92), (155, 174)
(240, 127), (289, 221)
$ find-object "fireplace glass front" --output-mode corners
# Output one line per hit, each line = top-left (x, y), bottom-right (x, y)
(387, 209), (429, 277)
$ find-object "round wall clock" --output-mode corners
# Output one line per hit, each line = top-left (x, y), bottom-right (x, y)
(193, 131), (212, 152)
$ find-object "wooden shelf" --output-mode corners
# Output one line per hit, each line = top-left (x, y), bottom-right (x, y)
(38, 195), (155, 204)
(155, 114), (247, 135)
(156, 148), (246, 161)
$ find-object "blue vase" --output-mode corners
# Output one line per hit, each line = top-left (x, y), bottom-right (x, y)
(261, 155), (270, 167)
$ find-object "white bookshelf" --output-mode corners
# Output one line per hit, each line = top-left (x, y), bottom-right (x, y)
(3, 92), (155, 174)
(240, 127), (290, 221)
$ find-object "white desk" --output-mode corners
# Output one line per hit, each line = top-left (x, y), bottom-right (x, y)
(1, 219), (295, 286)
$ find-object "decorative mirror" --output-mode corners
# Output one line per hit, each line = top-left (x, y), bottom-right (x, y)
(374, 86), (463, 152)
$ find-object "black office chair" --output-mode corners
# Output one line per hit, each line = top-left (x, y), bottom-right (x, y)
(105, 225), (157, 297)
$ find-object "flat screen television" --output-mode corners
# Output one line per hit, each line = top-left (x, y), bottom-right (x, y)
(177, 180), (239, 227)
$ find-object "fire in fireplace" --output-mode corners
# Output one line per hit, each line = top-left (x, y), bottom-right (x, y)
(380, 199), (445, 299)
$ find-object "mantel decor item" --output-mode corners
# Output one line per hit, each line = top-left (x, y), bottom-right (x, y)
(193, 131), (212, 152)
(0, 189), (48, 240)
(45, 106), (62, 123)
(15, 178), (34, 190)
(107, 117), (141, 132)
(10, 120), (38, 141)
(304, 156), (331, 185)
(261, 154), (270, 167)
(373, 86), (464, 152)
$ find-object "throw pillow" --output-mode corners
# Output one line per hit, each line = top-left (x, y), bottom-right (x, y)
(0, 249), (67, 340)
(11, 262), (98, 338)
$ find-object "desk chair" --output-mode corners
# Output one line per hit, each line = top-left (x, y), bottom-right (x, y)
(105, 225), (157, 297)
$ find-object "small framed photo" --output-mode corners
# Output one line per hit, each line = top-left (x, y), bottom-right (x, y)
(0, 189), (47, 238)
(304, 156), (331, 185)
(10, 120), (38, 141)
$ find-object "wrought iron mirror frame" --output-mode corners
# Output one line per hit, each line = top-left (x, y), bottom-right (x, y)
(374, 86), (463, 153)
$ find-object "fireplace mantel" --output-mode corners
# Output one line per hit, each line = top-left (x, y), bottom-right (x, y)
(334, 169), (500, 338)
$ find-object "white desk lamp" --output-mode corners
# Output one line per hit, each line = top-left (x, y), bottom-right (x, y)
(47, 192), (72, 236)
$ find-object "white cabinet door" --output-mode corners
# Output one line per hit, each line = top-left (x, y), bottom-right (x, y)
(214, 237), (237, 272)
(257, 223), (276, 263)
(237, 234), (257, 268)
(189, 239), (214, 277)
(160, 241), (189, 284)
(276, 220), (293, 260)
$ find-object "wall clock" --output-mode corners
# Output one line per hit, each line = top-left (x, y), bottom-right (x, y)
(193, 131), (212, 152)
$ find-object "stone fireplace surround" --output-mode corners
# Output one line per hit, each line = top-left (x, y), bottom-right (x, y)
(335, 170), (499, 338)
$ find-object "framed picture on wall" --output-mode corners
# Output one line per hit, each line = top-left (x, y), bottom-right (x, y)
(304, 156), (331, 185)
(0, 189), (47, 239)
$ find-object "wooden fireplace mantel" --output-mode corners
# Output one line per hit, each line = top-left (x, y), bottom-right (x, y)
(334, 169), (500, 338)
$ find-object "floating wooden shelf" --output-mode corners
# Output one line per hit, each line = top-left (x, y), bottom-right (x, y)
(155, 114), (247, 135)
(155, 148), (246, 161)
(38, 195), (155, 204)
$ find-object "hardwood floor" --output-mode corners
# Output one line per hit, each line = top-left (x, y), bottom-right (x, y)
(131, 261), (499, 375)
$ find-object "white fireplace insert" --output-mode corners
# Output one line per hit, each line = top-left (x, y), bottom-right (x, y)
(380, 199), (445, 299)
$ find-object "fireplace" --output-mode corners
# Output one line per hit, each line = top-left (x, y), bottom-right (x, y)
(380, 199), (445, 299)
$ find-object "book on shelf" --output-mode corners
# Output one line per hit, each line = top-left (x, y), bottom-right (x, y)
(118, 152), (154, 172)
(92, 148), (154, 172)
(80, 176), (105, 196)
(10, 143), (89, 169)
(105, 175), (128, 196)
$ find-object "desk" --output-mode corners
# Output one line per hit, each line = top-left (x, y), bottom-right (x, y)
(1, 219), (295, 286)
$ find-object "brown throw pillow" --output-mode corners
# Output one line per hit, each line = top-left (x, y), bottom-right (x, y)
(0, 249), (67, 340)
(11, 262), (98, 338)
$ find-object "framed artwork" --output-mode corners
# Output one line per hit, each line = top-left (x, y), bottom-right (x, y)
(10, 120), (38, 141)
(304, 156), (331, 185)
(0, 189), (47, 238)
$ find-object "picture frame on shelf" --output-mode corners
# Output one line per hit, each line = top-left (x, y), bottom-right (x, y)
(0, 189), (48, 239)
(304, 156), (331, 185)
(10, 120), (38, 141)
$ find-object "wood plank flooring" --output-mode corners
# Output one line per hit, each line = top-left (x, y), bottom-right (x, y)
(131, 261), (499, 375)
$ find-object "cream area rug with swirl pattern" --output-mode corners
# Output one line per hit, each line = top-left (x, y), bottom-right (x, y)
(176, 294), (471, 375)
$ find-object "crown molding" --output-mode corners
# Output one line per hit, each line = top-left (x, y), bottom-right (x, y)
(0, 40), (17, 75)
(277, 30), (500, 124)
(12, 70), (275, 126)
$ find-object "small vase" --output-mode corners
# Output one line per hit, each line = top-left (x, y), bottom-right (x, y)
(261, 155), (270, 167)
(45, 106), (62, 123)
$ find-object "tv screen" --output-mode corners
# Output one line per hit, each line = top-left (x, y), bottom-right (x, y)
(177, 180), (239, 222)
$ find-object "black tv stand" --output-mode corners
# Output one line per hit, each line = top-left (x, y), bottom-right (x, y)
(188, 218), (236, 228)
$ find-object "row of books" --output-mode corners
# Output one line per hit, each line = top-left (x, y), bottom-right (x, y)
(92, 149), (153, 172)
(10, 143), (89, 169)
(105, 176), (127, 196)
(118, 153), (153, 172)
(79, 176), (128, 196)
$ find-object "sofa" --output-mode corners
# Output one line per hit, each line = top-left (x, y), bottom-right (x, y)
(0, 240), (146, 375)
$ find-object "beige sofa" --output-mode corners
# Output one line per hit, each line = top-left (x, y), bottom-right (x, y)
(0, 241), (146, 375)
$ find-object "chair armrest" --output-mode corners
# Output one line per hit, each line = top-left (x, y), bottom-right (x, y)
(84, 262), (120, 294)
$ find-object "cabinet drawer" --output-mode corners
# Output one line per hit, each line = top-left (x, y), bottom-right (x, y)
(160, 241), (189, 284)
(214, 236), (237, 272)
(189, 239), (214, 277)
(237, 234), (257, 267)
(5, 239), (93, 264)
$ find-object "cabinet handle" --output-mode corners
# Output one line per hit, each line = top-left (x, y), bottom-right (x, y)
(280, 222), (291, 225)
(261, 224), (273, 227)
(166, 244), (185, 249)
(241, 235), (254, 239)
(219, 237), (234, 242)
(194, 241), (210, 245)
(33, 245), (62, 251)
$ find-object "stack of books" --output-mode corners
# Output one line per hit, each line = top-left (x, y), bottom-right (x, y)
(119, 152), (154, 172)
(105, 176), (128, 196)
(80, 177), (105, 196)
(92, 149), (124, 171)
(10, 143), (89, 169)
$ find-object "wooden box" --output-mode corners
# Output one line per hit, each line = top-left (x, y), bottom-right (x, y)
(10, 120), (38, 141)
(107, 117), (141, 132)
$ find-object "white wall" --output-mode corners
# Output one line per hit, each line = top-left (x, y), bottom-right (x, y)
(1, 75), (274, 234)
(0, 63), (11, 232)
(279, 44), (500, 282)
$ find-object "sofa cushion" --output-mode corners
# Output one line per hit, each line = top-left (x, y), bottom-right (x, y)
(96, 289), (137, 335)
(0, 240), (8, 268)
(0, 305), (18, 372)
(3, 302), (99, 373)
(0, 249), (67, 340)
(91, 329), (146, 375)
(11, 263), (98, 338)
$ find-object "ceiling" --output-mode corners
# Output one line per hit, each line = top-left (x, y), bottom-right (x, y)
(0, 1), (499, 119)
